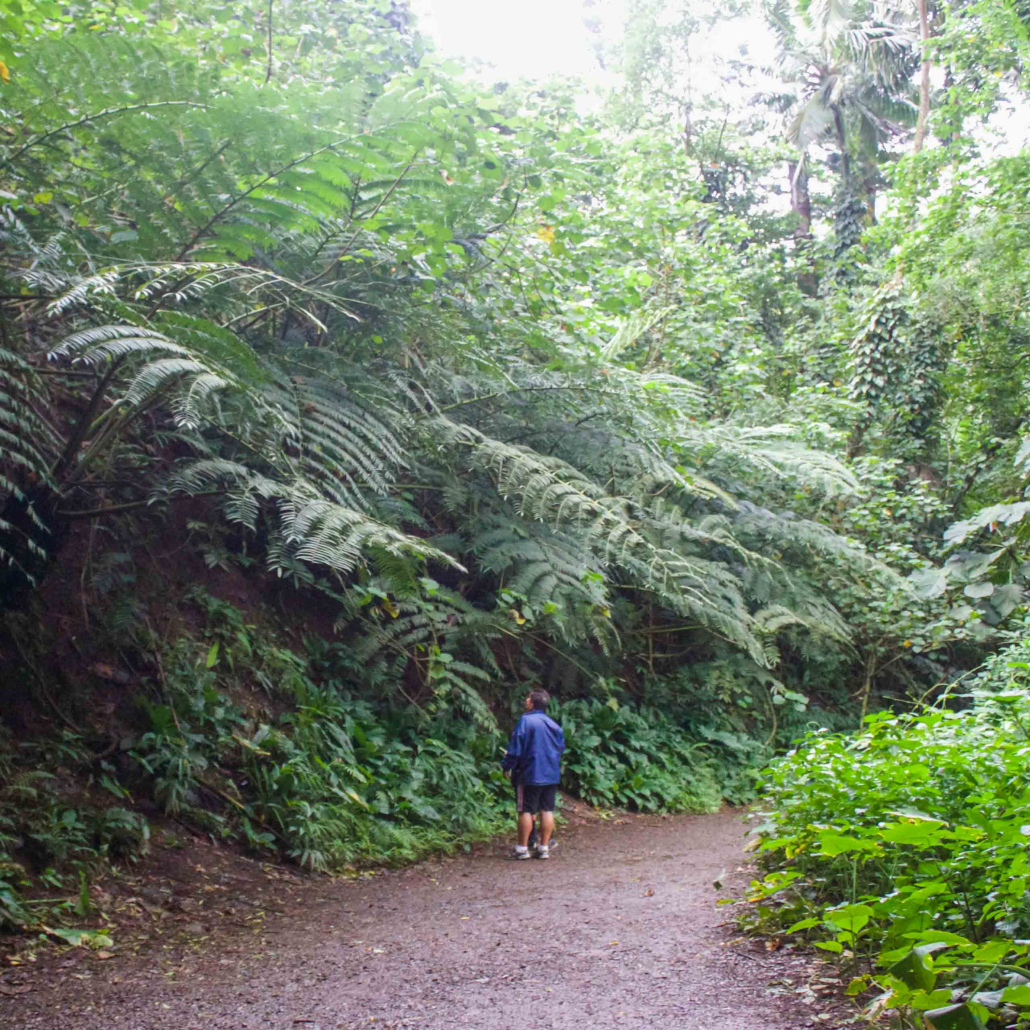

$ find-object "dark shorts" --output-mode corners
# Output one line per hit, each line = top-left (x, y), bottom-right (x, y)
(515, 783), (558, 814)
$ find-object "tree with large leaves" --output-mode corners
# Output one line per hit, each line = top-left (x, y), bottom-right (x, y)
(767, 0), (921, 248)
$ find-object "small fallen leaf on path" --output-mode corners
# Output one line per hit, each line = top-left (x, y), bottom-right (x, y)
(610, 941), (619, 946)
(96, 951), (115, 960)
(0, 985), (32, 996)
(643, 888), (654, 897)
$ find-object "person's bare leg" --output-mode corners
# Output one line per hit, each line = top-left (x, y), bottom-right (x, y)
(539, 810), (554, 846)
(518, 812), (534, 847)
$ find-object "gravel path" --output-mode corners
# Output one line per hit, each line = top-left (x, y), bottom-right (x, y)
(4, 807), (842, 1029)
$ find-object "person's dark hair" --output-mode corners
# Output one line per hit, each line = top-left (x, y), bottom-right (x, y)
(529, 688), (550, 711)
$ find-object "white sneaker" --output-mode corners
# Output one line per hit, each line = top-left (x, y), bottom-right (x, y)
(512, 846), (531, 861)
(534, 844), (549, 860)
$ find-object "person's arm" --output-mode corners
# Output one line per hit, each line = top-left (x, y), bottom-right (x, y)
(500, 719), (524, 774)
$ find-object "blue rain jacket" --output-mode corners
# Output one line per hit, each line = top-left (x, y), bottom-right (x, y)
(501, 709), (565, 785)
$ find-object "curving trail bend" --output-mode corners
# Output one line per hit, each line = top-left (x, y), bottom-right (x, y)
(5, 807), (845, 1029)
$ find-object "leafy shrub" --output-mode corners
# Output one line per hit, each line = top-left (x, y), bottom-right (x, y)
(126, 608), (511, 870)
(0, 728), (149, 932)
(962, 621), (1030, 694)
(636, 659), (784, 802)
(746, 683), (1030, 1025)
(0, 730), (27, 930)
(125, 592), (752, 872)
(236, 690), (509, 869)
(557, 698), (722, 813)
(126, 592), (764, 872)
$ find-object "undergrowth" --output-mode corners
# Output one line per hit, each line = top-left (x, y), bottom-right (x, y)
(741, 642), (1030, 1028)
(1, 588), (755, 942)
(558, 698), (723, 813)
(0, 725), (149, 936)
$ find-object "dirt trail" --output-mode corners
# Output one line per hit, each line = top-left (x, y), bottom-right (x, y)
(4, 808), (845, 1029)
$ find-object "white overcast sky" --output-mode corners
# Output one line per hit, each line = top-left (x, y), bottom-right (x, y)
(412, 0), (614, 82)
(410, 0), (1030, 152)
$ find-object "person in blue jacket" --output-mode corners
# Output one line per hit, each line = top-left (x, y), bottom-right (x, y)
(501, 688), (564, 860)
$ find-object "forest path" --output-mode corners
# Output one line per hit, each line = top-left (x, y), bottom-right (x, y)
(8, 806), (845, 1029)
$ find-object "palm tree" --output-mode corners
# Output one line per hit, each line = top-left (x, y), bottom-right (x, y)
(765, 0), (921, 234)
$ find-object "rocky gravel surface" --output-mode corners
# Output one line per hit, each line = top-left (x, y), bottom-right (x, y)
(1, 807), (852, 1029)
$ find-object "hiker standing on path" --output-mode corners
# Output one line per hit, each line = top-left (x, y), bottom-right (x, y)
(501, 688), (564, 861)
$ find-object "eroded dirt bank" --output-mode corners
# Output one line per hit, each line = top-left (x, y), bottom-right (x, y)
(2, 808), (847, 1029)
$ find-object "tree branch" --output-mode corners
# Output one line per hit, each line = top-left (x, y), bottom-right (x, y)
(49, 360), (123, 482)
(303, 150), (423, 286)
(4, 102), (210, 167)
(57, 489), (227, 521)
(913, 0), (932, 153)
(172, 133), (364, 263)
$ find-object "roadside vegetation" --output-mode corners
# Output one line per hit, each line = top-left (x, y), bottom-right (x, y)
(2, 1), (1030, 1019)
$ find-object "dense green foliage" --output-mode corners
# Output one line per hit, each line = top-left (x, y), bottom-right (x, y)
(746, 641), (1030, 1025)
(0, 586), (770, 930)
(0, 0), (896, 720)
(2, 0), (1030, 1001)
(558, 698), (721, 812)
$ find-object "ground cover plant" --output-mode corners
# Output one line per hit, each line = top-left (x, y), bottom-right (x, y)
(745, 638), (1030, 1027)
(556, 698), (722, 813)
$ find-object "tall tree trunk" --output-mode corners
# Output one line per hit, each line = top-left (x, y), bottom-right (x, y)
(913, 0), (932, 153)
(863, 161), (878, 225)
(788, 160), (818, 297)
(833, 109), (851, 184)
(788, 161), (812, 237)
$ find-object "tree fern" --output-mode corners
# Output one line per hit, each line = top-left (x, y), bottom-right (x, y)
(425, 416), (772, 661)
(162, 460), (459, 592)
(471, 518), (620, 654)
(0, 347), (57, 582)
(350, 586), (503, 722)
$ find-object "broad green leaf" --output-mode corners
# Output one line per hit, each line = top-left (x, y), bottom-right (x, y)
(816, 831), (878, 856)
(786, 917), (821, 934)
(924, 1003), (987, 1030)
(1001, 984), (1030, 1006)
(824, 903), (872, 934)
(887, 947), (936, 992)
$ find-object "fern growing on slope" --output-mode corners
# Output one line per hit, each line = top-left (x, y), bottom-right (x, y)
(351, 585), (503, 728)
(0, 21), (902, 720)
(0, 347), (58, 583)
(423, 415), (771, 662)
(388, 344), (892, 700)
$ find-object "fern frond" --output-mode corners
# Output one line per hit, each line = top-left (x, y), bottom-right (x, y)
(161, 460), (460, 590)
(427, 415), (768, 661)
(353, 587), (505, 679)
(0, 347), (58, 578)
